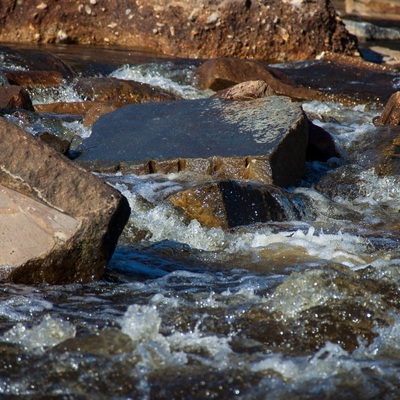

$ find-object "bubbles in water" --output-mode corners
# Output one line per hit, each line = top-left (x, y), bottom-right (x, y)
(109, 63), (212, 99)
(29, 80), (84, 105)
(3, 314), (76, 353)
(121, 304), (162, 344)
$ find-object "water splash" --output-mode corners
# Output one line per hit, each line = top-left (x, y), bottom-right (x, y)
(109, 63), (212, 99)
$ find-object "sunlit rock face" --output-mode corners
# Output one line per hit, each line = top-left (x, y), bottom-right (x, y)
(75, 96), (308, 187)
(0, 117), (131, 284)
(0, 0), (358, 62)
(169, 180), (311, 229)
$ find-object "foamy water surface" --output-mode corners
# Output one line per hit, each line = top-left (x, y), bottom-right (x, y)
(1, 49), (400, 399)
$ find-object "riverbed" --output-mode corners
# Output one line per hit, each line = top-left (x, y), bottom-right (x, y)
(1, 44), (400, 399)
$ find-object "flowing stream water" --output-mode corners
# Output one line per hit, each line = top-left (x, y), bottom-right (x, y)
(1, 45), (400, 399)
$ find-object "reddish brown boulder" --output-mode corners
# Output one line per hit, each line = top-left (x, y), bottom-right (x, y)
(73, 77), (181, 106)
(211, 81), (276, 101)
(0, 117), (130, 284)
(169, 180), (310, 229)
(34, 101), (118, 127)
(374, 92), (400, 127)
(0, 86), (34, 111)
(196, 58), (329, 102)
(197, 56), (399, 106)
(3, 70), (64, 88)
(34, 101), (97, 115)
(0, 0), (358, 62)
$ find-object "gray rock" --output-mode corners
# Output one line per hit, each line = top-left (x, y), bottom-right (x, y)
(76, 96), (308, 187)
(344, 19), (400, 41)
(0, 117), (130, 284)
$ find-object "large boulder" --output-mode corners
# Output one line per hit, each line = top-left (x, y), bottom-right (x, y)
(75, 96), (309, 187)
(0, 117), (131, 284)
(0, 0), (358, 62)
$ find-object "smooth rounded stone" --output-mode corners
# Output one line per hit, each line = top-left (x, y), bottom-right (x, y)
(76, 96), (309, 187)
(0, 185), (79, 278)
(0, 117), (130, 284)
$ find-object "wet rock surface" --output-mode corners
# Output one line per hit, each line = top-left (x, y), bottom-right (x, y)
(0, 117), (131, 284)
(0, 0), (358, 62)
(75, 96), (309, 187)
(196, 56), (399, 106)
(169, 180), (311, 229)
(73, 77), (182, 106)
(0, 86), (34, 111)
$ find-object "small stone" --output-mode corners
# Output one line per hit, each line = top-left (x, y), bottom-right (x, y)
(36, 2), (47, 10)
(207, 12), (219, 24)
(90, 0), (98, 4)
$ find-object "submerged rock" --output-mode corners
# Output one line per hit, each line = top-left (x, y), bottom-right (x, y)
(0, 45), (75, 79)
(0, 0), (357, 62)
(0, 117), (130, 284)
(75, 96), (309, 187)
(169, 180), (311, 229)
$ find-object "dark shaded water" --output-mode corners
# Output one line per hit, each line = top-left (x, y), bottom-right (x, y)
(1, 43), (400, 399)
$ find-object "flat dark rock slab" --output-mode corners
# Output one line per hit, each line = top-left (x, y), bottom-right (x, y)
(76, 96), (308, 187)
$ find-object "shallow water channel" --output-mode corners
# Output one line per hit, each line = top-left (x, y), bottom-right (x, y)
(1, 45), (400, 399)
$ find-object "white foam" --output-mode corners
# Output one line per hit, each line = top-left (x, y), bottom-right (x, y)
(3, 314), (76, 353)
(109, 63), (212, 99)
(62, 120), (92, 139)
(30, 81), (84, 105)
(121, 304), (163, 343)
